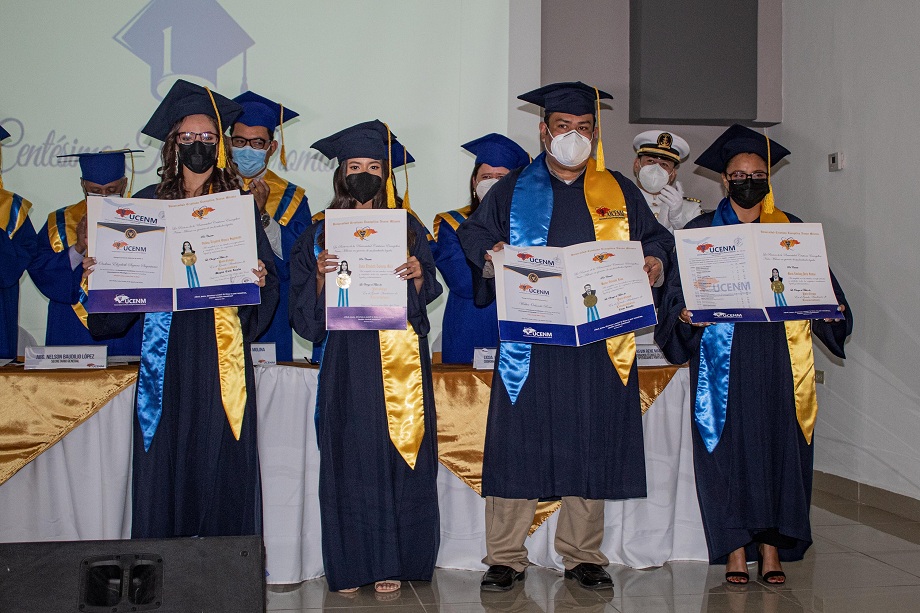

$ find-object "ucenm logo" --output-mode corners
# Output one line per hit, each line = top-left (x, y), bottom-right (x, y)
(114, 294), (147, 305)
(712, 311), (743, 319)
(522, 326), (552, 338)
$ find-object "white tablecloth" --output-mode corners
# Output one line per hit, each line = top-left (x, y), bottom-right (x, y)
(0, 366), (706, 584)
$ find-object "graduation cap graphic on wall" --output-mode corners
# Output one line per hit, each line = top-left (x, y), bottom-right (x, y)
(114, 0), (254, 100)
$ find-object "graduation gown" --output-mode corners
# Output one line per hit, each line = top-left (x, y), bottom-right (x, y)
(457, 166), (674, 500)
(431, 206), (499, 363)
(0, 191), (37, 358)
(88, 185), (279, 538)
(246, 169), (311, 361)
(30, 201), (143, 355)
(289, 213), (442, 591)
(655, 209), (854, 564)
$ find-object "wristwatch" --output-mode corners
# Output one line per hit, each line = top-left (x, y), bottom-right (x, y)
(261, 213), (271, 228)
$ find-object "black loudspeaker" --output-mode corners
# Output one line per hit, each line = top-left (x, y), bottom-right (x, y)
(0, 535), (265, 613)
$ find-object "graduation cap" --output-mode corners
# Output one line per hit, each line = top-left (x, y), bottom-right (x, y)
(312, 120), (415, 209)
(633, 130), (690, 164)
(461, 133), (531, 170)
(517, 81), (613, 172)
(0, 124), (9, 142)
(141, 79), (242, 169)
(57, 149), (144, 196)
(114, 0), (254, 100)
(233, 91), (300, 168)
(694, 124), (790, 173)
(695, 124), (791, 214)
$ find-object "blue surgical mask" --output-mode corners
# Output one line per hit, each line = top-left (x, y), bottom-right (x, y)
(232, 146), (268, 178)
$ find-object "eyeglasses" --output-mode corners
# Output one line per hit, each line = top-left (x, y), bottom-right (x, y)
(177, 131), (220, 145)
(726, 171), (768, 182)
(230, 136), (270, 150)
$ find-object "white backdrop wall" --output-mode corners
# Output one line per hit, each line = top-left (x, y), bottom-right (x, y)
(0, 0), (542, 355)
(775, 0), (920, 498)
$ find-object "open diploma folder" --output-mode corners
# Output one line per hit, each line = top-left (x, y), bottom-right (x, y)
(492, 241), (657, 346)
(675, 222), (841, 323)
(85, 192), (261, 312)
(323, 208), (408, 331)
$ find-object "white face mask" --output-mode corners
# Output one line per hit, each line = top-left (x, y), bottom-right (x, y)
(637, 163), (669, 194)
(548, 130), (593, 167)
(475, 177), (499, 202)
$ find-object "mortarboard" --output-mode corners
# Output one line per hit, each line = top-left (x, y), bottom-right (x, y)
(633, 130), (690, 164)
(518, 81), (612, 117)
(57, 149), (145, 196)
(0, 124), (9, 142)
(141, 79), (242, 170)
(312, 120), (415, 209)
(695, 124), (790, 214)
(461, 133), (531, 170)
(114, 0), (254, 100)
(233, 91), (300, 168)
(694, 124), (790, 173)
(517, 81), (613, 172)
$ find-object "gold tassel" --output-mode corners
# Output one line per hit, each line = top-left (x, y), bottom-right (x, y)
(279, 104), (287, 169)
(205, 87), (228, 170)
(594, 87), (605, 172)
(402, 147), (411, 210)
(384, 122), (396, 208)
(127, 150), (135, 197)
(762, 129), (775, 214)
(0, 145), (4, 190)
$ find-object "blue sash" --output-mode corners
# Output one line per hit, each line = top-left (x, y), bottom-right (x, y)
(136, 312), (172, 451)
(695, 199), (738, 452)
(497, 153), (555, 404)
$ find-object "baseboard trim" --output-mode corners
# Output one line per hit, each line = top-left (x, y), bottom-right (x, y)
(813, 470), (920, 522)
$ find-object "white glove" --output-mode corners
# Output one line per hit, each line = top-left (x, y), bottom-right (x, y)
(658, 182), (684, 212)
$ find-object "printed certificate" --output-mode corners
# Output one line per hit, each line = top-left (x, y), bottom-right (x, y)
(493, 240), (656, 346)
(323, 208), (408, 330)
(675, 223), (840, 323)
(86, 192), (261, 312)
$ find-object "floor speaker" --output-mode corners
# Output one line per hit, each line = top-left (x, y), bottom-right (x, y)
(0, 535), (265, 612)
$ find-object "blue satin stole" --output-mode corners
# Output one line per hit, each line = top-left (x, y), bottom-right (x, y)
(497, 153), (554, 405)
(136, 312), (173, 451)
(695, 198), (738, 452)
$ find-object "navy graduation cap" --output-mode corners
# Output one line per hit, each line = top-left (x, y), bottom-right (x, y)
(233, 91), (298, 133)
(311, 120), (414, 168)
(114, 0), (254, 100)
(141, 79), (243, 142)
(0, 123), (9, 142)
(461, 133), (530, 170)
(695, 124), (791, 173)
(517, 81), (612, 117)
(57, 150), (143, 186)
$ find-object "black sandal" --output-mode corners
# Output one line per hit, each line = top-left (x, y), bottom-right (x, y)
(725, 571), (749, 584)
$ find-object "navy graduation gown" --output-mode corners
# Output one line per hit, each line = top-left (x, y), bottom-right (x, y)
(655, 210), (854, 564)
(431, 211), (499, 363)
(289, 214), (442, 591)
(247, 170), (311, 361)
(0, 212), (37, 358)
(88, 184), (279, 538)
(457, 166), (674, 500)
(30, 203), (142, 356)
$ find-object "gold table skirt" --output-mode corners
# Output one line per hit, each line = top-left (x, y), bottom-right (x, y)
(0, 362), (681, 528)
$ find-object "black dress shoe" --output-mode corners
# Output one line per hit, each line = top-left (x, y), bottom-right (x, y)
(564, 563), (613, 590)
(480, 565), (525, 591)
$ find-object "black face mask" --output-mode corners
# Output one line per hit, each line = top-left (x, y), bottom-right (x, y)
(345, 172), (383, 204)
(727, 178), (770, 209)
(178, 141), (217, 174)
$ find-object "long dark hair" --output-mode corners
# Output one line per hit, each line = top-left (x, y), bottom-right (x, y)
(318, 159), (416, 248)
(155, 116), (240, 200)
(469, 162), (483, 212)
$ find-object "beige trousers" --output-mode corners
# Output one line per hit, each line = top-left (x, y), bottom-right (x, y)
(483, 496), (609, 572)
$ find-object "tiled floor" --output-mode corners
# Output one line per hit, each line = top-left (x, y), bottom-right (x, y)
(266, 491), (920, 612)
